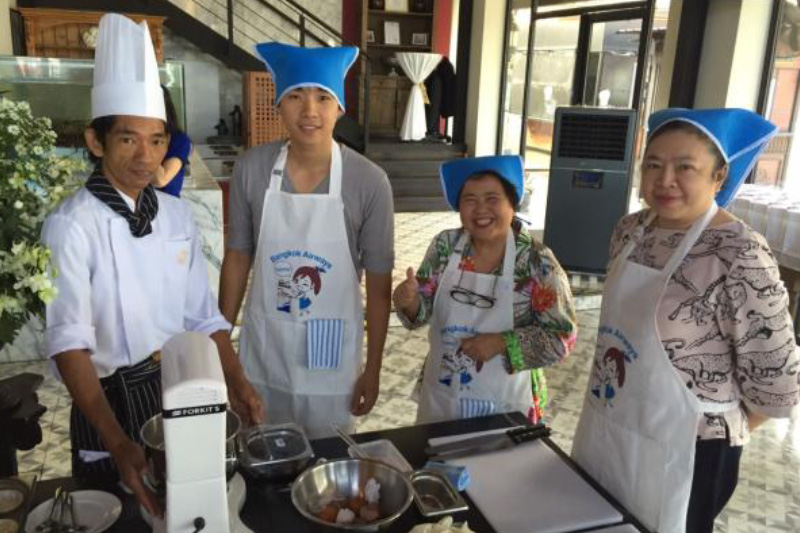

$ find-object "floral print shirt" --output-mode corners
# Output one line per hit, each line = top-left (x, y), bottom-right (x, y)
(611, 211), (800, 445)
(397, 227), (578, 421)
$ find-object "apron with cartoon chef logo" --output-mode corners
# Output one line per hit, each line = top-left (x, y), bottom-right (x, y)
(239, 142), (362, 438)
(571, 203), (739, 533)
(416, 231), (532, 423)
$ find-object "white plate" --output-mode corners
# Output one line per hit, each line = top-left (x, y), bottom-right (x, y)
(25, 490), (122, 533)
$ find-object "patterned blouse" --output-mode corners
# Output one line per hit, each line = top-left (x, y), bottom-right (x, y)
(611, 210), (800, 445)
(397, 227), (579, 422)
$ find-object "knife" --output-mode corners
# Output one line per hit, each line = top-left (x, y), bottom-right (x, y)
(424, 425), (551, 459)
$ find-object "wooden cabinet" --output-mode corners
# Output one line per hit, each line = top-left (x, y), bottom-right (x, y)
(17, 8), (165, 61)
(358, 1), (435, 135)
(364, 75), (412, 134)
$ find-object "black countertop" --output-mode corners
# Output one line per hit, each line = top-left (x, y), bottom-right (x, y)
(27, 413), (649, 532)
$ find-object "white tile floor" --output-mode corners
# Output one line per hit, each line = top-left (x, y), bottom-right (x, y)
(2, 212), (798, 531)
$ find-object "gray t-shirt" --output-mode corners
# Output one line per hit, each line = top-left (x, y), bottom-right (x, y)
(227, 141), (395, 274)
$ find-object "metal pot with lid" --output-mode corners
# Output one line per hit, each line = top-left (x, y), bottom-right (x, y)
(238, 422), (314, 480)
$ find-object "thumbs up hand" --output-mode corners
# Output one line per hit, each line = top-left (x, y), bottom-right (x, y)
(393, 267), (421, 320)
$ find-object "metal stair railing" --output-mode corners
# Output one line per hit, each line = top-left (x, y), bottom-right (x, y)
(16, 0), (374, 150)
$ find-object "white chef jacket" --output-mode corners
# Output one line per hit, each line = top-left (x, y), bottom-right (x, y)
(42, 187), (230, 378)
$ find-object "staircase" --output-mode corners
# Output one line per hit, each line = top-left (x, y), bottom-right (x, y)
(366, 140), (467, 212)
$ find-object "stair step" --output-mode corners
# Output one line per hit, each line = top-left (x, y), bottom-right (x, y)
(366, 141), (467, 161)
(388, 176), (443, 197)
(394, 196), (452, 212)
(378, 160), (444, 177)
(364, 140), (467, 211)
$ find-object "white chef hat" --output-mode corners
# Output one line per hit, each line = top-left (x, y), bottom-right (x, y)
(91, 13), (165, 121)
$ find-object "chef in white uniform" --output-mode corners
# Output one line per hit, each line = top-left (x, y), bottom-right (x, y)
(572, 108), (796, 532)
(41, 14), (263, 518)
(220, 43), (394, 439)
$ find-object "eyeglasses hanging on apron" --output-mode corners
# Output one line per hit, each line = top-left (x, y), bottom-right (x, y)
(450, 268), (499, 309)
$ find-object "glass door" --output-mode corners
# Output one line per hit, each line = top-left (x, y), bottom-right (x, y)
(581, 17), (643, 109)
(524, 16), (581, 167)
(755, 0), (800, 191)
(500, 1), (534, 156)
(519, 16), (581, 226)
(503, 5), (647, 228)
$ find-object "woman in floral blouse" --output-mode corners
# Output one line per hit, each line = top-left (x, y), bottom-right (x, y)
(393, 155), (577, 424)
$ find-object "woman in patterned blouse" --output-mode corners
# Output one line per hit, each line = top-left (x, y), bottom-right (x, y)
(393, 155), (577, 425)
(572, 108), (800, 533)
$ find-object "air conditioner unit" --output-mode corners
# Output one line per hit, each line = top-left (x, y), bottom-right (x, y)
(543, 107), (638, 274)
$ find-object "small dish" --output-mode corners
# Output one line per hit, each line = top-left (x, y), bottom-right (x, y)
(25, 490), (121, 533)
(410, 469), (468, 518)
(0, 478), (28, 515)
(0, 518), (19, 533)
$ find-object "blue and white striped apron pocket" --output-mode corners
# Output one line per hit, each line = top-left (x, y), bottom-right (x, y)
(459, 398), (496, 419)
(307, 319), (344, 369)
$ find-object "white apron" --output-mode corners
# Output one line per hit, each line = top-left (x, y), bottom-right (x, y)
(239, 142), (362, 438)
(571, 204), (738, 533)
(416, 232), (532, 423)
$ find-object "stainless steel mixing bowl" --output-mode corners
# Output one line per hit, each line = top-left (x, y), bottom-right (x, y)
(291, 458), (414, 531)
(140, 409), (241, 489)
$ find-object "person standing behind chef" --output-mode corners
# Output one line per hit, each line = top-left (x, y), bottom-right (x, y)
(151, 85), (192, 197)
(41, 14), (263, 518)
(393, 156), (577, 424)
(571, 108), (800, 533)
(219, 43), (394, 438)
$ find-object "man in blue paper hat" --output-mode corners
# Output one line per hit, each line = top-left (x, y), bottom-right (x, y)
(220, 43), (394, 438)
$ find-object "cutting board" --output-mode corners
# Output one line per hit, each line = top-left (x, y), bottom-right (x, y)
(447, 439), (623, 533)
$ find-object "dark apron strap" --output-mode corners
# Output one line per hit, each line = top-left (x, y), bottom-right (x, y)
(70, 355), (162, 480)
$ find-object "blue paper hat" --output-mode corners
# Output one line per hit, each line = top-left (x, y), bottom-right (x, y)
(254, 42), (358, 110)
(647, 108), (778, 207)
(440, 155), (525, 210)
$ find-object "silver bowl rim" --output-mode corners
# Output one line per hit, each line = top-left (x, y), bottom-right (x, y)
(140, 408), (242, 450)
(290, 457), (414, 530)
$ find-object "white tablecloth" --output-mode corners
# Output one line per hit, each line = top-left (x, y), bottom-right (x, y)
(730, 185), (800, 270)
(396, 52), (441, 141)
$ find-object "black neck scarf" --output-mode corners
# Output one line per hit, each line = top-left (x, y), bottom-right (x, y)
(86, 172), (159, 238)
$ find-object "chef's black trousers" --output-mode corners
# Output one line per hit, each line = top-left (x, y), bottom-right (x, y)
(69, 355), (162, 482)
(685, 438), (742, 533)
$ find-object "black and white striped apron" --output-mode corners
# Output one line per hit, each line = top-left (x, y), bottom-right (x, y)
(70, 355), (162, 480)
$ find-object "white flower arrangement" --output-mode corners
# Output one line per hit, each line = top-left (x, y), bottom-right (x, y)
(0, 98), (84, 348)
